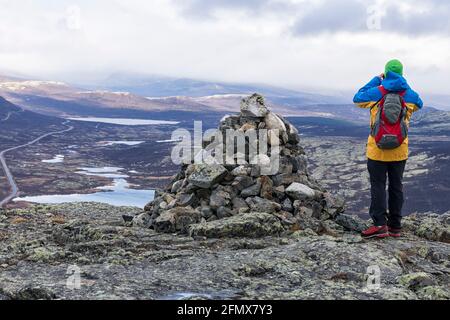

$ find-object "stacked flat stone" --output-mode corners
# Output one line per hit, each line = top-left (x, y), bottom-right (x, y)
(134, 94), (344, 238)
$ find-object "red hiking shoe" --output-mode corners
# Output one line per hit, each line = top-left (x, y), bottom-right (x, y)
(362, 225), (389, 239)
(388, 227), (402, 238)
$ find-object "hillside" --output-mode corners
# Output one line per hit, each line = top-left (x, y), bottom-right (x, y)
(0, 97), (64, 146)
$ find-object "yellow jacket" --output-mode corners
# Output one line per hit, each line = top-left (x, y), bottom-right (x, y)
(353, 73), (423, 162)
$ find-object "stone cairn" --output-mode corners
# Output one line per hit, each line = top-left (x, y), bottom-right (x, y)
(134, 94), (345, 238)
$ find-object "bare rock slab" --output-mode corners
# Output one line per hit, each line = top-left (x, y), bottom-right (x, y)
(188, 212), (284, 238)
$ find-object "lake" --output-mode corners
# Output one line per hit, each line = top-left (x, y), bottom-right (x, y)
(14, 167), (155, 208)
(102, 141), (145, 146)
(42, 155), (65, 163)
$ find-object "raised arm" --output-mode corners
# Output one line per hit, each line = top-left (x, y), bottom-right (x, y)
(407, 89), (424, 112)
(353, 76), (383, 109)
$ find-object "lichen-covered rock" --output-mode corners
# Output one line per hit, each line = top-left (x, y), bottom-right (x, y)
(154, 207), (201, 233)
(398, 272), (437, 291)
(240, 93), (269, 118)
(177, 193), (198, 207)
(335, 214), (370, 232)
(240, 181), (261, 198)
(13, 287), (57, 300)
(132, 211), (152, 228)
(416, 286), (450, 300)
(231, 165), (250, 176)
(286, 183), (317, 200)
(188, 212), (284, 238)
(246, 197), (281, 213)
(402, 213), (450, 243)
(0, 203), (449, 300)
(187, 164), (228, 189)
(210, 187), (231, 209)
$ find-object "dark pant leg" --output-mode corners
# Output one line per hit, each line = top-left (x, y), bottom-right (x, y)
(387, 160), (407, 229)
(367, 159), (388, 226)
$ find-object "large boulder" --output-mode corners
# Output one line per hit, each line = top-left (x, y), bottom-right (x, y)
(246, 197), (282, 213)
(240, 94), (269, 118)
(335, 214), (369, 232)
(188, 212), (284, 238)
(210, 187), (232, 209)
(264, 112), (287, 132)
(240, 180), (262, 198)
(154, 207), (201, 233)
(187, 164), (228, 189)
(286, 183), (317, 200)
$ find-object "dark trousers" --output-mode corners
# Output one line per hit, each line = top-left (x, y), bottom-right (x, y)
(367, 159), (407, 229)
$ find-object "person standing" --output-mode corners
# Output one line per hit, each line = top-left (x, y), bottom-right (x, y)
(353, 59), (423, 238)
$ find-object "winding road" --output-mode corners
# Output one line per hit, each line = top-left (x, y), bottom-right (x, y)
(0, 121), (74, 207)
(1, 107), (24, 122)
(1, 112), (12, 121)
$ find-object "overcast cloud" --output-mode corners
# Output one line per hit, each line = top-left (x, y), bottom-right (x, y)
(0, 0), (449, 95)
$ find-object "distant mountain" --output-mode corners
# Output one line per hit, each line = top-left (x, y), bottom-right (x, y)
(94, 73), (349, 104)
(0, 75), (348, 119)
(409, 106), (450, 135)
(0, 78), (217, 117)
(421, 94), (450, 111)
(1, 73), (449, 128)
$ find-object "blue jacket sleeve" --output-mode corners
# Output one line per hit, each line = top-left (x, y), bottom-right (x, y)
(413, 90), (424, 110)
(353, 76), (382, 103)
(417, 96), (424, 109)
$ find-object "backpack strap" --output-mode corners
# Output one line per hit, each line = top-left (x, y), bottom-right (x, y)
(372, 86), (388, 111)
(378, 85), (389, 96)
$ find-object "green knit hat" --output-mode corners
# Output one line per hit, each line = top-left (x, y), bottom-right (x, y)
(385, 59), (404, 76)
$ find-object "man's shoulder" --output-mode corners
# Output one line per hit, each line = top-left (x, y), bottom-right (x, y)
(404, 88), (422, 106)
(354, 86), (383, 103)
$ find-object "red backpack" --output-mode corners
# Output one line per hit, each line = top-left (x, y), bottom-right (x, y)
(371, 86), (408, 150)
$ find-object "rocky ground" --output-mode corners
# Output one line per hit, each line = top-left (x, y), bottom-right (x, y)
(1, 95), (448, 300)
(0, 203), (448, 300)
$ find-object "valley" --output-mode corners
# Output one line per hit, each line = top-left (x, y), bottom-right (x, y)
(1, 105), (449, 216)
(1, 75), (450, 217)
(0, 117), (182, 208)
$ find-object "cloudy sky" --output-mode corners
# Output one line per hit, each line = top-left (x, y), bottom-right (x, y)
(0, 0), (449, 95)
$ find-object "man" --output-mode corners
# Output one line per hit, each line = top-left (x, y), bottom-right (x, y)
(353, 59), (423, 238)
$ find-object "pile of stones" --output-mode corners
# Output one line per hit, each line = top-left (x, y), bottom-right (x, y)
(134, 94), (345, 237)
